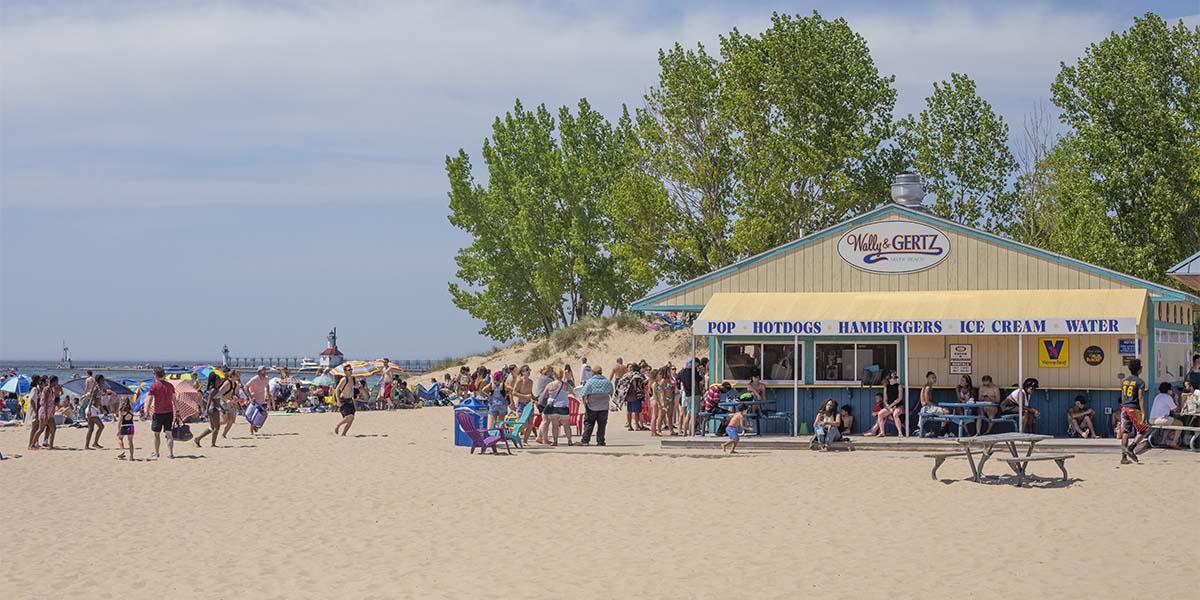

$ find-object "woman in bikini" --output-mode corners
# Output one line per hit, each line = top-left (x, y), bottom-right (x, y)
(26, 375), (43, 450)
(193, 372), (225, 447)
(219, 370), (242, 439)
(39, 375), (61, 449)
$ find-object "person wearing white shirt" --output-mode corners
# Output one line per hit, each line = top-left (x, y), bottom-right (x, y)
(579, 357), (592, 384)
(1149, 381), (1182, 448)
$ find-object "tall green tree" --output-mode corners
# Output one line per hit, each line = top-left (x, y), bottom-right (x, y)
(720, 11), (902, 255)
(1050, 13), (1200, 284)
(637, 43), (738, 282)
(446, 99), (659, 341)
(899, 73), (1017, 229)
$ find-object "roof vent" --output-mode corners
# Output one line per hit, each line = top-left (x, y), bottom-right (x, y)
(891, 173), (926, 209)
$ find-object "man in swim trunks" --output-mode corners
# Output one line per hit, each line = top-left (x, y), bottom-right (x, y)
(147, 367), (176, 460)
(334, 365), (357, 436)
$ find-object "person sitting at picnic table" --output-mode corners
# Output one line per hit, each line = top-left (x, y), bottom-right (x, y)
(811, 399), (841, 451)
(1181, 381), (1200, 415)
(1001, 378), (1040, 432)
(704, 381), (733, 415)
(978, 375), (1001, 433)
(1149, 381), (1183, 448)
(1066, 395), (1097, 438)
(918, 390), (948, 437)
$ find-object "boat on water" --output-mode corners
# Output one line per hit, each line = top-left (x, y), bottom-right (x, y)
(296, 357), (321, 373)
(55, 341), (73, 370)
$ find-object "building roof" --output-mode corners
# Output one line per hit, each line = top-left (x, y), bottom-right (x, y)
(1167, 250), (1200, 292)
(631, 204), (1200, 310)
(320, 347), (343, 356)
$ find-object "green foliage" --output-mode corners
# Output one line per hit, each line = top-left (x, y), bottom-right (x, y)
(637, 43), (738, 281)
(525, 342), (551, 363)
(720, 11), (903, 255)
(899, 73), (1017, 229)
(1049, 13), (1200, 284)
(446, 99), (662, 341)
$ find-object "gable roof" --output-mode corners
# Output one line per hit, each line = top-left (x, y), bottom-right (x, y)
(1168, 249), (1200, 292)
(631, 204), (1199, 310)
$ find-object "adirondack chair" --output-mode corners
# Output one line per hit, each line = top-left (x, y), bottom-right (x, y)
(567, 396), (583, 434)
(491, 402), (534, 448)
(416, 384), (441, 406)
(456, 410), (511, 455)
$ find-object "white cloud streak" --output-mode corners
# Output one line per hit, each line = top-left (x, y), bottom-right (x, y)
(0, 1), (1181, 208)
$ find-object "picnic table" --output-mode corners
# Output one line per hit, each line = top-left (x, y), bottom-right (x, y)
(933, 402), (997, 437)
(715, 400), (767, 435)
(926, 432), (1071, 486)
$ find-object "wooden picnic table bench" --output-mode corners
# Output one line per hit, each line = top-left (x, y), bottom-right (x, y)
(921, 432), (1056, 485)
(993, 453), (1074, 487)
(924, 451), (971, 480)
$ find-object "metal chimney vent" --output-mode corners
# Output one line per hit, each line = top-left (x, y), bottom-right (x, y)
(891, 173), (926, 209)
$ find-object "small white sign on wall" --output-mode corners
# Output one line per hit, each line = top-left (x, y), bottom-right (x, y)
(949, 344), (972, 361)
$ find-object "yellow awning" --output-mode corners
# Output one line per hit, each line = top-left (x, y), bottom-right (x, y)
(694, 289), (1146, 336)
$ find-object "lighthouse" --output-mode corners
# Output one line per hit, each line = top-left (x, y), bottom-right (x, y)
(319, 327), (344, 369)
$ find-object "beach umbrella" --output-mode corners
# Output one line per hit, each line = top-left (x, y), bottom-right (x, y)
(192, 365), (226, 382)
(372, 359), (407, 373)
(0, 375), (31, 395)
(167, 379), (201, 420)
(130, 380), (154, 412)
(61, 377), (135, 397)
(328, 361), (379, 377)
(312, 374), (335, 386)
(163, 365), (189, 375)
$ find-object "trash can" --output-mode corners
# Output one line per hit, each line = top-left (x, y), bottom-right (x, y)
(454, 398), (488, 446)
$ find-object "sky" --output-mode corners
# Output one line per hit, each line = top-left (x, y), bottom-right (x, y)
(2, 0), (1198, 361)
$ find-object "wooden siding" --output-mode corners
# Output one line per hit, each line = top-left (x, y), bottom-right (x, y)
(649, 213), (1133, 308)
(907, 334), (1130, 391)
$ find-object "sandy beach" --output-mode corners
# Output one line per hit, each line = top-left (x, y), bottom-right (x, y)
(2, 408), (1197, 600)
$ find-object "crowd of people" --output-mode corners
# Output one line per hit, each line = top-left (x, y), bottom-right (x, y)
(13, 361), (448, 459)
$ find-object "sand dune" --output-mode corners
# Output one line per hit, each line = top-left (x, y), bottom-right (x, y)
(1, 409), (1197, 600)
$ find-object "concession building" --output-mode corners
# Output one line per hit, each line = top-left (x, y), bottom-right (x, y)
(632, 176), (1199, 436)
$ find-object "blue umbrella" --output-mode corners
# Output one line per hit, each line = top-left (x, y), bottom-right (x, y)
(61, 377), (135, 396)
(0, 375), (31, 394)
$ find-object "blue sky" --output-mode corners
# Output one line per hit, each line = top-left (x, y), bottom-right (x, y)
(2, 0), (1197, 361)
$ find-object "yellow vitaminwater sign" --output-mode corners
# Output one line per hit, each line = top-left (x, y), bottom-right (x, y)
(1038, 338), (1069, 368)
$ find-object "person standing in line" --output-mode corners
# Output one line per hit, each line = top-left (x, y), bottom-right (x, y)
(580, 357), (592, 383)
(219, 370), (242, 439)
(333, 366), (357, 436)
(1118, 359), (1149, 464)
(538, 369), (573, 446)
(146, 367), (176, 460)
(244, 366), (270, 434)
(83, 374), (115, 449)
(610, 358), (627, 397)
(579, 366), (612, 446)
(513, 366), (535, 443)
(620, 364), (648, 431)
(26, 375), (43, 450)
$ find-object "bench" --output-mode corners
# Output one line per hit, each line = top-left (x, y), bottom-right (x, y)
(924, 451), (971, 480)
(994, 454), (1074, 487)
(1147, 424), (1200, 450)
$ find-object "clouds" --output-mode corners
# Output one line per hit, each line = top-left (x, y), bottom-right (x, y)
(3, 1), (1184, 210)
(1, 1), (1195, 360)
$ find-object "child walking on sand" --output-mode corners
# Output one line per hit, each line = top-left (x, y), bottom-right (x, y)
(722, 403), (749, 454)
(115, 397), (135, 461)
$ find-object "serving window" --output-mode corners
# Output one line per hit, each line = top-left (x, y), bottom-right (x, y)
(815, 342), (898, 384)
(722, 342), (801, 384)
